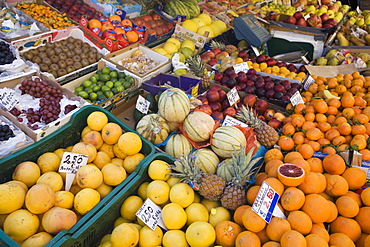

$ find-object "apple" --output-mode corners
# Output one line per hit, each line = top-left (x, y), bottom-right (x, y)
(155, 19), (164, 26)
(214, 73), (223, 82)
(266, 58), (277, 66)
(147, 20), (157, 28)
(268, 119), (282, 129)
(325, 18), (338, 27)
(243, 94), (257, 107)
(223, 107), (237, 118)
(211, 111), (224, 120)
(273, 112), (286, 122)
(256, 55), (266, 63)
(264, 109), (275, 121)
(206, 90), (220, 102)
(218, 90), (227, 102)
(209, 85), (221, 91)
(265, 90), (275, 99)
(220, 76), (229, 85)
(244, 86), (256, 94)
(293, 11), (303, 20)
(153, 27), (163, 36)
(200, 53), (211, 64)
(165, 22), (174, 30)
(205, 51), (215, 59)
(296, 18), (307, 26)
(134, 17), (144, 26)
(197, 95), (209, 104)
(236, 72), (247, 83)
(239, 82), (246, 90)
(194, 104), (212, 115)
(161, 25), (169, 34)
(285, 16), (297, 25)
(152, 13), (161, 20)
(224, 68), (235, 76)
(222, 99), (230, 110)
(254, 99), (268, 114)
(209, 102), (222, 112)
(238, 50), (249, 58)
(320, 13), (329, 23)
(142, 15), (153, 22)
(247, 69), (257, 75)
(211, 48), (221, 55)
(258, 115), (266, 122)
(208, 58), (218, 66)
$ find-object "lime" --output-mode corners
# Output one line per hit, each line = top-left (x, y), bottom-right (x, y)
(118, 72), (126, 78)
(105, 81), (114, 89)
(78, 91), (89, 99)
(101, 85), (110, 92)
(123, 81), (132, 89)
(74, 86), (84, 93)
(116, 85), (125, 92)
(97, 82), (104, 87)
(119, 78), (126, 83)
(90, 76), (98, 84)
(89, 92), (98, 101)
(104, 91), (114, 98)
(109, 71), (118, 78)
(92, 85), (101, 92)
(111, 78), (118, 82)
(98, 94), (106, 101)
(84, 87), (93, 94)
(114, 81), (123, 88)
(83, 80), (92, 88)
(99, 74), (111, 82)
(111, 88), (119, 94)
(96, 70), (102, 75)
(101, 67), (111, 75)
(97, 91), (104, 95)
(126, 76), (135, 84)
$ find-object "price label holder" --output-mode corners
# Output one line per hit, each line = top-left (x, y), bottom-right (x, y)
(227, 87), (240, 107)
(303, 75), (315, 90)
(136, 95), (150, 114)
(222, 115), (248, 127)
(58, 152), (88, 191)
(252, 181), (286, 223)
(0, 88), (19, 111)
(136, 198), (168, 231)
(233, 62), (249, 74)
(290, 91), (305, 106)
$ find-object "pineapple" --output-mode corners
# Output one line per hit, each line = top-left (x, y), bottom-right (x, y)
(171, 153), (225, 201)
(186, 55), (210, 90)
(236, 105), (279, 148)
(220, 146), (262, 210)
(210, 40), (226, 51)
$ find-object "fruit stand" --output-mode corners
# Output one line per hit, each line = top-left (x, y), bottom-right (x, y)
(1, 0), (370, 246)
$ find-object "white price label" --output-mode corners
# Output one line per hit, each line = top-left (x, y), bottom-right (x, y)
(357, 6), (361, 14)
(59, 152), (88, 174)
(136, 198), (168, 231)
(304, 14), (310, 21)
(227, 87), (240, 107)
(136, 95), (150, 114)
(251, 46), (260, 56)
(233, 62), (249, 74)
(290, 91), (305, 106)
(303, 75), (315, 90)
(252, 181), (284, 223)
(296, 4), (304, 11)
(301, 56), (309, 65)
(0, 88), (19, 111)
(222, 115), (248, 127)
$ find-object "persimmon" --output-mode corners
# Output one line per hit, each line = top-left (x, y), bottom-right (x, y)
(304, 112), (316, 122)
(327, 98), (341, 108)
(351, 85), (362, 94)
(315, 114), (327, 123)
(306, 128), (323, 141)
(317, 122), (331, 132)
(306, 105), (315, 113)
(327, 115), (336, 125)
(354, 96), (367, 107)
(318, 138), (331, 146)
(293, 133), (305, 145)
(313, 100), (328, 114)
(344, 135), (353, 144)
(294, 104), (306, 114)
(351, 125), (366, 135)
(291, 116), (305, 128)
(336, 84), (347, 94)
(338, 144), (350, 152)
(325, 129), (340, 141)
(350, 137), (367, 150)
(337, 122), (352, 135)
(360, 149), (370, 161)
(332, 136), (346, 146)
(342, 108), (355, 119)
(334, 116), (348, 125)
(362, 106), (370, 118)
(322, 146), (336, 155)
(308, 141), (321, 152)
(302, 121), (316, 132)
(341, 93), (355, 108)
(353, 114), (369, 124)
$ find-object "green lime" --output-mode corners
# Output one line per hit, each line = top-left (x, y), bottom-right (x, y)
(99, 74), (110, 82)
(114, 81), (123, 88)
(96, 70), (102, 75)
(109, 71), (118, 78)
(92, 85), (101, 92)
(89, 92), (98, 101)
(101, 67), (111, 75)
(89, 76), (98, 84)
(126, 76), (135, 84)
(101, 85), (110, 92)
(116, 85), (125, 92)
(78, 91), (89, 99)
(84, 87), (93, 94)
(118, 71), (126, 78)
(83, 80), (93, 88)
(111, 88), (119, 94)
(74, 86), (84, 94)
(97, 94), (106, 101)
(97, 82), (104, 87)
(104, 91), (114, 98)
(97, 91), (104, 95)
(105, 81), (114, 89)
(123, 81), (132, 89)
(111, 78), (118, 82)
(119, 78), (126, 83)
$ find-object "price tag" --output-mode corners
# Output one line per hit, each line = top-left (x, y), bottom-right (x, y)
(252, 181), (285, 223)
(304, 14), (310, 21)
(300, 56), (309, 65)
(227, 87), (240, 107)
(233, 62), (249, 74)
(303, 75), (315, 90)
(0, 88), (19, 110)
(136, 198), (168, 231)
(356, 6), (362, 14)
(136, 95), (150, 114)
(296, 4), (304, 11)
(222, 115), (248, 127)
(191, 84), (199, 97)
(251, 46), (260, 56)
(290, 91), (305, 106)
(59, 152), (88, 191)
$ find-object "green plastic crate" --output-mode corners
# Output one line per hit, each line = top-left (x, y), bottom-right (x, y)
(0, 105), (155, 247)
(53, 153), (175, 247)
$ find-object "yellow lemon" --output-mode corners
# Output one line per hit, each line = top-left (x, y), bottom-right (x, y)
(4, 209), (39, 243)
(182, 19), (198, 33)
(153, 47), (168, 55)
(96, 182), (113, 199)
(186, 221), (216, 247)
(146, 180), (170, 205)
(37, 152), (61, 173)
(209, 23), (222, 36)
(191, 18), (206, 28)
(0, 183), (26, 214)
(212, 20), (227, 32)
(139, 225), (163, 247)
(54, 191), (74, 209)
(163, 230), (189, 247)
(193, 193), (201, 203)
(180, 40), (196, 52)
(74, 188), (100, 215)
(12, 161), (40, 187)
(166, 176), (181, 187)
(113, 217), (131, 228)
(148, 160), (171, 181)
(101, 163), (127, 186)
(197, 26), (214, 37)
(123, 153), (145, 174)
(185, 202), (209, 225)
(209, 206), (231, 228)
(163, 41), (179, 55)
(166, 38), (181, 49)
(117, 132), (142, 156)
(197, 13), (212, 25)
(201, 199), (220, 213)
(162, 203), (187, 230)
(87, 111), (108, 131)
(169, 182), (194, 208)
(137, 181), (150, 200)
(111, 223), (139, 247)
(120, 195), (143, 221)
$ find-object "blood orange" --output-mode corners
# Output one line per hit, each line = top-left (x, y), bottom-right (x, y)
(277, 164), (305, 187)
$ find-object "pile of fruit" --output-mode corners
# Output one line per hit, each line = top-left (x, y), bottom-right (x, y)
(313, 49), (370, 68)
(0, 41), (15, 65)
(131, 13), (174, 37)
(181, 13), (227, 38)
(163, 0), (201, 20)
(153, 37), (196, 61)
(0, 111), (146, 246)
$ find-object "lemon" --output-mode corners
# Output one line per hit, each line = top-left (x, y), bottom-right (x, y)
(163, 42), (179, 55)
(153, 48), (168, 55)
(117, 132), (142, 156)
(209, 23), (222, 36)
(148, 160), (171, 181)
(181, 40), (196, 52)
(111, 157), (124, 167)
(185, 203), (209, 225)
(201, 199), (220, 213)
(181, 19), (198, 33)
(162, 203), (187, 230)
(139, 225), (163, 247)
(185, 221), (216, 247)
(54, 191), (74, 209)
(37, 152), (61, 173)
(170, 183), (194, 208)
(87, 111), (108, 131)
(166, 38), (181, 49)
(197, 26), (214, 37)
(123, 153), (145, 174)
(113, 217), (131, 228)
(147, 180), (170, 205)
(120, 195), (143, 221)
(3, 209), (39, 243)
(74, 188), (100, 215)
(209, 206), (231, 228)
(111, 223), (139, 247)
(36, 172), (63, 192)
(212, 20), (227, 32)
(96, 182), (113, 199)
(137, 181), (150, 200)
(166, 176), (181, 187)
(191, 18), (206, 28)
(163, 230), (189, 247)
(197, 13), (212, 25)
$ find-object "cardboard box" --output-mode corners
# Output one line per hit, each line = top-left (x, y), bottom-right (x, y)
(63, 60), (138, 109)
(84, 0), (141, 18)
(0, 74), (88, 141)
(305, 63), (358, 78)
(104, 44), (171, 85)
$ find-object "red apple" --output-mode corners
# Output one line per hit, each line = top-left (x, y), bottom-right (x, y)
(209, 102), (222, 112)
(209, 85), (221, 91)
(147, 20), (157, 28)
(296, 18), (307, 26)
(273, 112), (286, 122)
(142, 15), (152, 22)
(222, 99), (230, 110)
(211, 48), (221, 55)
(320, 13), (329, 23)
(154, 26), (163, 36)
(155, 19), (164, 26)
(264, 109), (275, 121)
(268, 119), (282, 129)
(206, 90), (220, 102)
(165, 22), (174, 30)
(214, 72), (223, 82)
(197, 95), (209, 104)
(258, 115), (266, 122)
(211, 111), (224, 120)
(208, 58), (218, 66)
(194, 104), (212, 115)
(238, 50), (249, 58)
(200, 53), (211, 63)
(254, 99), (268, 114)
(152, 13), (161, 20)
(293, 11), (303, 20)
(218, 90), (227, 102)
(243, 94), (257, 107)
(285, 16), (297, 25)
(134, 17), (144, 26)
(223, 107), (237, 118)
(205, 51), (215, 59)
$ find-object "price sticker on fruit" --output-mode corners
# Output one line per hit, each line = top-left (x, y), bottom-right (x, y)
(136, 95), (150, 114)
(59, 152), (88, 191)
(136, 198), (168, 231)
(252, 181), (286, 223)
(227, 87), (240, 107)
(0, 88), (19, 111)
(233, 62), (249, 74)
(290, 91), (305, 106)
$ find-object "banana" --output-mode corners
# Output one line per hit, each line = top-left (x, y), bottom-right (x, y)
(323, 90), (340, 100)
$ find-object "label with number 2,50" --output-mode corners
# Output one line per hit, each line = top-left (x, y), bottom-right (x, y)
(252, 181), (281, 223)
(59, 152), (88, 174)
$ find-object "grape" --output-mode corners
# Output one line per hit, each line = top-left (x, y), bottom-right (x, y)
(0, 124), (15, 141)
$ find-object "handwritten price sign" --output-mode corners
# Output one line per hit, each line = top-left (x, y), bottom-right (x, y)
(290, 91), (305, 106)
(136, 198), (167, 231)
(59, 152), (88, 174)
(227, 87), (240, 107)
(0, 88), (19, 110)
(136, 95), (150, 114)
(252, 181), (282, 223)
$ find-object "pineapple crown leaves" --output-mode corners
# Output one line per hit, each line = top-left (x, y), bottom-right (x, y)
(170, 154), (203, 185)
(229, 146), (262, 188)
(186, 55), (207, 78)
(210, 40), (226, 51)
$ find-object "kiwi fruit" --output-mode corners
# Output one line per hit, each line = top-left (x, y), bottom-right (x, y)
(30, 49), (39, 56)
(80, 53), (88, 60)
(82, 42), (90, 49)
(88, 51), (97, 59)
(66, 51), (75, 58)
(74, 40), (82, 48)
(82, 47), (90, 54)
(23, 51), (33, 61)
(74, 47), (82, 55)
(58, 60), (67, 69)
(73, 55), (81, 62)
(74, 61), (82, 70)
(96, 53), (103, 60)
(32, 56), (41, 64)
(89, 47), (98, 53)
(45, 48), (55, 57)
(61, 46), (69, 53)
(66, 65), (75, 74)
(65, 58), (74, 66)
(67, 43), (75, 51)
(45, 42), (55, 49)
(50, 55), (60, 64)
(61, 39), (68, 46)
(38, 46), (47, 52)
(59, 53), (67, 61)
(57, 69), (67, 77)
(54, 41), (62, 47)
(54, 47), (62, 55)
(42, 57), (52, 66)
(50, 63), (60, 71)
(88, 56), (96, 64)
(67, 37), (75, 44)
(81, 58), (89, 67)
(47, 70), (58, 78)
(38, 52), (48, 59)
(39, 64), (49, 72)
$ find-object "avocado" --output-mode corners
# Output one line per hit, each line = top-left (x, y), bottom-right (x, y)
(146, 93), (158, 112)
(134, 108), (145, 122)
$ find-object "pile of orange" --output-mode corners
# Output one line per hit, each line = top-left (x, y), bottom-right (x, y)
(227, 148), (370, 247)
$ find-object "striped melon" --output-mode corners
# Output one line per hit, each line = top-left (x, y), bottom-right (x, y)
(183, 111), (215, 142)
(164, 133), (193, 159)
(216, 158), (233, 182)
(191, 148), (220, 174)
(136, 114), (169, 144)
(211, 126), (246, 159)
(158, 88), (190, 123)
(167, 121), (179, 132)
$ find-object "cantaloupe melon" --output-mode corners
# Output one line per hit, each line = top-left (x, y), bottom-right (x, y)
(164, 133), (193, 159)
(211, 126), (246, 159)
(158, 88), (190, 123)
(183, 111), (215, 142)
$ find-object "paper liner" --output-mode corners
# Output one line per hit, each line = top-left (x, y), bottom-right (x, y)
(233, 125), (258, 156)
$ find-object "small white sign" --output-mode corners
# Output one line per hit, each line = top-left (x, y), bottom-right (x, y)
(251, 46), (260, 56)
(290, 91), (305, 106)
(303, 75), (315, 90)
(296, 4), (304, 11)
(301, 56), (310, 65)
(227, 87), (240, 107)
(304, 14), (310, 21)
(357, 6), (362, 14)
(136, 95), (150, 114)
(252, 181), (285, 223)
(222, 115), (248, 127)
(233, 62), (249, 74)
(136, 198), (168, 231)
(0, 88), (19, 111)
(59, 152), (88, 191)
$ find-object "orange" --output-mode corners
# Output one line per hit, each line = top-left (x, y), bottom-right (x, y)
(361, 187), (370, 206)
(101, 22), (114, 32)
(126, 31), (139, 43)
(307, 157), (324, 173)
(301, 121), (315, 132)
(314, 100), (328, 114)
(294, 104), (306, 114)
(291, 115), (305, 128)
(121, 19), (132, 27)
(278, 136), (294, 151)
(109, 15), (122, 22)
(317, 122), (331, 132)
(335, 196), (360, 218)
(355, 207), (370, 234)
(334, 116), (347, 125)
(280, 187), (305, 211)
(325, 129), (340, 141)
(265, 160), (284, 174)
(332, 136), (346, 146)
(342, 93), (355, 108)
(89, 19), (102, 29)
(293, 133), (305, 145)
(315, 114), (327, 123)
(301, 194), (331, 224)
(327, 106), (338, 115)
(242, 207), (266, 233)
(322, 154), (346, 175)
(280, 230), (307, 247)
(360, 149), (370, 161)
(215, 220), (242, 247)
(310, 224), (330, 243)
(114, 27), (125, 35)
(352, 124), (367, 135)
(356, 233), (369, 247)
(329, 233), (356, 247)
(325, 174), (349, 197)
(235, 231), (260, 247)
(290, 159), (311, 174)
(327, 98), (341, 108)
(246, 186), (260, 205)
(298, 144), (314, 159)
(282, 123), (295, 136)
(284, 152), (303, 163)
(265, 217), (291, 242)
(287, 210), (313, 235)
(254, 173), (269, 186)
(233, 205), (250, 227)
(326, 200), (339, 223)
(263, 178), (284, 196)
(277, 164), (305, 187)
(305, 112), (316, 122)
(351, 137), (367, 150)
(330, 216), (362, 242)
(256, 227), (269, 245)
(264, 149), (284, 163)
(337, 122), (352, 135)
(307, 141), (321, 152)
(305, 234), (328, 246)
(306, 128), (323, 141)
(298, 172), (326, 194)
(317, 138), (331, 146)
(345, 191), (363, 207)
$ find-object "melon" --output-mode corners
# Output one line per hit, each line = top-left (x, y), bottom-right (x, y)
(191, 148), (220, 174)
(165, 133), (193, 159)
(211, 126), (246, 159)
(216, 158), (233, 182)
(136, 114), (170, 144)
(158, 88), (190, 123)
(183, 111), (215, 142)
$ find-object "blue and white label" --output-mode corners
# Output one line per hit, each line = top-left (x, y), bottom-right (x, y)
(222, 115), (248, 127)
